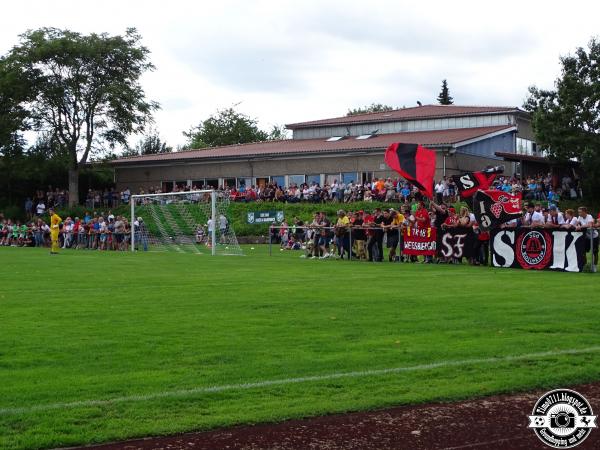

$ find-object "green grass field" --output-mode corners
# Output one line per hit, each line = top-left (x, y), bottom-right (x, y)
(1, 246), (599, 450)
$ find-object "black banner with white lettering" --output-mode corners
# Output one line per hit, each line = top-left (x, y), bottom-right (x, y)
(437, 227), (476, 259)
(491, 228), (586, 272)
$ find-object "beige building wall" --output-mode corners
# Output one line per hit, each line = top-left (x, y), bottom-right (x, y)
(114, 150), (519, 192)
(516, 117), (535, 141)
(115, 153), (395, 191)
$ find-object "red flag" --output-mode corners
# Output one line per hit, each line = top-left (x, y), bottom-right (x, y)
(474, 190), (522, 229)
(385, 143), (436, 199)
(452, 166), (504, 198)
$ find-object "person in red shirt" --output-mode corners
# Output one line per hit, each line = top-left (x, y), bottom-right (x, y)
(414, 201), (431, 229)
(442, 207), (458, 229)
(245, 188), (257, 202)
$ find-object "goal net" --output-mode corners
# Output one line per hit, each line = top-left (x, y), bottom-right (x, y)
(130, 190), (243, 255)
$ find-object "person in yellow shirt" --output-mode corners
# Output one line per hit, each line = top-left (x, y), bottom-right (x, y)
(386, 209), (405, 262)
(49, 207), (62, 254)
(335, 209), (351, 259)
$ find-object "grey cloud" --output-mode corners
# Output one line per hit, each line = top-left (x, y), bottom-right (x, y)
(299, 7), (540, 62)
(168, 29), (320, 93)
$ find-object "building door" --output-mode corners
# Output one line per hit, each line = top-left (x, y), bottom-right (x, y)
(256, 177), (269, 188)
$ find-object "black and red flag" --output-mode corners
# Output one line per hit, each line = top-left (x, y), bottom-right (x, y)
(452, 166), (504, 198)
(473, 190), (522, 230)
(385, 143), (436, 199)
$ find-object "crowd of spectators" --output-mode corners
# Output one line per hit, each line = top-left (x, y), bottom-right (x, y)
(22, 170), (581, 213)
(0, 210), (135, 251)
(272, 200), (599, 266)
(130, 171), (582, 206)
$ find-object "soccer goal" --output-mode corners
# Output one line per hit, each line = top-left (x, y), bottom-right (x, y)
(130, 190), (243, 255)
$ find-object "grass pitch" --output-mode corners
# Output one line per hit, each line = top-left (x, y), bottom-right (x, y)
(1, 246), (599, 449)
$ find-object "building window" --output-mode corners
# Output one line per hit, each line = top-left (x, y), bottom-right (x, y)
(205, 178), (219, 189)
(175, 180), (187, 190)
(270, 176), (285, 187)
(306, 174), (321, 185)
(325, 173), (340, 186)
(361, 172), (373, 183)
(516, 137), (537, 156)
(341, 172), (357, 184)
(237, 178), (252, 189)
(288, 174), (305, 187)
(192, 180), (204, 189)
(223, 178), (236, 189)
(161, 181), (174, 192)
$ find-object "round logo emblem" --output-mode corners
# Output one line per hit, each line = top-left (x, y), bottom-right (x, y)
(529, 389), (596, 448)
(516, 230), (552, 269)
(247, 212), (255, 224)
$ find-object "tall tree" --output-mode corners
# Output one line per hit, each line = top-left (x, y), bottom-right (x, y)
(183, 107), (272, 149)
(437, 79), (454, 105)
(129, 127), (172, 156)
(347, 103), (395, 116)
(525, 38), (600, 199)
(267, 124), (289, 140)
(3, 27), (158, 205)
(0, 55), (34, 205)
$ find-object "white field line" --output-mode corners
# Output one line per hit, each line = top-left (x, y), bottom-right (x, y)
(1, 346), (599, 417)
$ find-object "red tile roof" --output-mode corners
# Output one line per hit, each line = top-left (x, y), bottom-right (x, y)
(112, 126), (515, 166)
(286, 104), (522, 129)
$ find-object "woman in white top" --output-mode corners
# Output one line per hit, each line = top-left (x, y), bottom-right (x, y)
(576, 206), (599, 265)
(561, 209), (579, 229)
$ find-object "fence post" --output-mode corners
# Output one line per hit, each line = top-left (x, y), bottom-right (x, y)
(130, 198), (135, 252)
(349, 227), (352, 261)
(591, 230), (597, 273)
(269, 225), (272, 256)
(398, 227), (401, 263)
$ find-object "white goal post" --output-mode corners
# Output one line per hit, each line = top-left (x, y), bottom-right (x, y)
(129, 190), (242, 256)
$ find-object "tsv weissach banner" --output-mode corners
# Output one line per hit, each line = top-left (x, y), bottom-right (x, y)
(491, 229), (586, 272)
(402, 227), (437, 255)
(438, 227), (476, 259)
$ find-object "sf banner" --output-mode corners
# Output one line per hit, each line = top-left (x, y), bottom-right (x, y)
(491, 228), (586, 272)
(438, 227), (476, 260)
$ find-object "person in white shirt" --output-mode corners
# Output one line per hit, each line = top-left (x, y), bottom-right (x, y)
(218, 214), (228, 243)
(62, 217), (74, 248)
(576, 206), (598, 265)
(36, 201), (46, 216)
(435, 181), (445, 203)
(560, 209), (579, 229)
(207, 218), (214, 246)
(501, 218), (518, 228)
(468, 212), (476, 225)
(524, 203), (544, 227)
(544, 206), (565, 228)
(331, 180), (339, 197)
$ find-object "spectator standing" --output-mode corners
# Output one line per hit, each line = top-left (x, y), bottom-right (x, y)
(576, 207), (598, 266)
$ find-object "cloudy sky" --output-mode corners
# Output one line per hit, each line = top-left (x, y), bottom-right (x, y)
(1, 0), (599, 149)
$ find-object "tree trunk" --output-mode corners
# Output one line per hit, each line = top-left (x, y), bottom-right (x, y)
(68, 166), (79, 207)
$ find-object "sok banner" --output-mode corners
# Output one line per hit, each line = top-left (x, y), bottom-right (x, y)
(491, 228), (585, 272)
